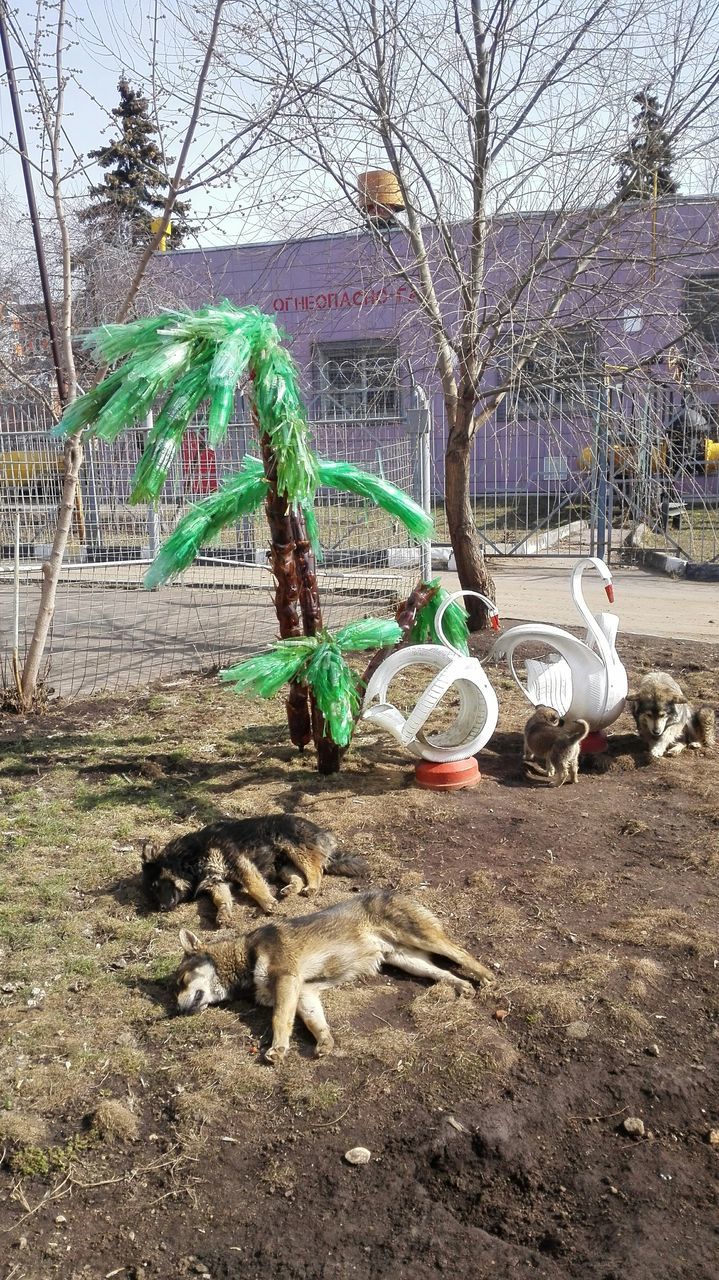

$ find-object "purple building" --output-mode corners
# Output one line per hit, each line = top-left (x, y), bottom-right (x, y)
(164, 199), (719, 557)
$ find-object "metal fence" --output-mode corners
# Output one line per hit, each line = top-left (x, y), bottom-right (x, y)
(431, 370), (719, 563)
(0, 402), (430, 698)
(2, 364), (717, 699)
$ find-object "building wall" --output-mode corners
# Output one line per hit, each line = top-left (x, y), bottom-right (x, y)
(163, 200), (719, 499)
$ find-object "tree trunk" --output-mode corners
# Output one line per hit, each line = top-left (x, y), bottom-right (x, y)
(359, 580), (438, 691)
(259, 432), (312, 750)
(289, 510), (341, 774)
(444, 407), (496, 631)
(20, 434), (83, 707)
(258, 422), (341, 773)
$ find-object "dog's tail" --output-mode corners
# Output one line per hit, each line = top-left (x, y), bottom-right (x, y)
(694, 706), (716, 748)
(524, 760), (555, 784)
(327, 849), (369, 878)
(565, 718), (590, 745)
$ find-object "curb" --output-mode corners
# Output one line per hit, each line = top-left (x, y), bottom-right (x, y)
(630, 549), (719, 582)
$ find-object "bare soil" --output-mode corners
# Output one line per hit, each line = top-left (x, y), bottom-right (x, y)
(0, 625), (717, 1280)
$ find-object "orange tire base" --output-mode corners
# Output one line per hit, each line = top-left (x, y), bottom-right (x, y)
(415, 757), (481, 791)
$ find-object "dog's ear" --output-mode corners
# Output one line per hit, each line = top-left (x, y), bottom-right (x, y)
(626, 696), (639, 718)
(179, 928), (201, 954)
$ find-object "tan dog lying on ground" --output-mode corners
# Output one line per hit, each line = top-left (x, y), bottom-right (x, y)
(173, 889), (494, 1063)
(628, 672), (716, 759)
(523, 704), (589, 786)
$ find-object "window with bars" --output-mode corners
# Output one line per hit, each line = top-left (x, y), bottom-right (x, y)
(685, 273), (719, 345)
(512, 324), (598, 414)
(314, 341), (401, 419)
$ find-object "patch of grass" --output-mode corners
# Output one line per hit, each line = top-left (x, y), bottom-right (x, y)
(90, 1099), (139, 1143)
(571, 875), (614, 906)
(170, 1089), (224, 1134)
(603, 1001), (653, 1036)
(286, 1079), (345, 1114)
(261, 1158), (298, 1195)
(602, 908), (717, 955)
(9, 1131), (91, 1178)
(560, 953), (619, 985)
(511, 981), (586, 1024)
(0, 1111), (49, 1147)
(146, 694), (170, 713)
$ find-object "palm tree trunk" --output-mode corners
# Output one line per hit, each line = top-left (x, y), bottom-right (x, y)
(289, 510), (342, 774)
(259, 431), (312, 750)
(257, 421), (341, 773)
(359, 580), (437, 691)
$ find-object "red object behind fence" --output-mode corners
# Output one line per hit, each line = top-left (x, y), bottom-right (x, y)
(182, 430), (218, 497)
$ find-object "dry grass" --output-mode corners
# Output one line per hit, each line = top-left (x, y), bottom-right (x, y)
(90, 1099), (140, 1144)
(602, 907), (717, 956)
(0, 1111), (49, 1147)
(1, 645), (717, 1179)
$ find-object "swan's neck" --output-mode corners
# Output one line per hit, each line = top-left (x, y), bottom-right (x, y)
(572, 563), (614, 663)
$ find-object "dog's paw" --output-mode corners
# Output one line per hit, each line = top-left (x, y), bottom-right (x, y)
(475, 966), (495, 986)
(665, 744), (684, 757)
(265, 1043), (288, 1065)
(260, 900), (277, 915)
(455, 980), (475, 999)
(279, 876), (304, 898)
(314, 1034), (335, 1058)
(216, 909), (234, 928)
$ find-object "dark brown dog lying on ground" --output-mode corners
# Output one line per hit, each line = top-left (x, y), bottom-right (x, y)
(141, 815), (366, 926)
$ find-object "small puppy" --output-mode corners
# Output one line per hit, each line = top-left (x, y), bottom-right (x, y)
(523, 705), (589, 786)
(628, 672), (716, 759)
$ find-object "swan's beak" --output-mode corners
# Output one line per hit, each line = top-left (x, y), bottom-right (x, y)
(604, 584), (615, 604)
(490, 613), (501, 631)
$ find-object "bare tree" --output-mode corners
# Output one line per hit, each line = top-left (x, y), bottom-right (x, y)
(0, 0), (291, 706)
(234, 0), (719, 626)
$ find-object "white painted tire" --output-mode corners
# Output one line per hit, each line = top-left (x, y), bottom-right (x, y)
(362, 643), (499, 763)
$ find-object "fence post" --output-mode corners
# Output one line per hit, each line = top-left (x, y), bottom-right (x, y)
(12, 509), (21, 693)
(82, 439), (102, 560)
(589, 377), (604, 559)
(145, 411), (160, 564)
(405, 380), (432, 581)
(596, 375), (611, 563)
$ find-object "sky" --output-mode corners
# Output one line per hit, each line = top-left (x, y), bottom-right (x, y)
(0, 0), (298, 251)
(1, 0), (718, 262)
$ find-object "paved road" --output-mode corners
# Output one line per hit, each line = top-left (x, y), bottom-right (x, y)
(0, 562), (411, 698)
(2, 557), (715, 702)
(439, 559), (718, 644)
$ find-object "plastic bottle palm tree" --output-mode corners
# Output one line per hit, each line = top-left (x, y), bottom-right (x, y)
(54, 302), (436, 772)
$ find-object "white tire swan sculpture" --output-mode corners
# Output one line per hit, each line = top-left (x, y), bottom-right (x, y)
(362, 592), (500, 763)
(490, 557), (627, 735)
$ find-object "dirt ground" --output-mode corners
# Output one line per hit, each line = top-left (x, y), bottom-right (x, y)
(0, 625), (717, 1280)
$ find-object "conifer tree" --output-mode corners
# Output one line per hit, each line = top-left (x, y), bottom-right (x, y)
(616, 89), (679, 200)
(81, 78), (192, 247)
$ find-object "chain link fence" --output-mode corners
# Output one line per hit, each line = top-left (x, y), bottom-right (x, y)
(430, 369), (719, 563)
(1, 402), (430, 698)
